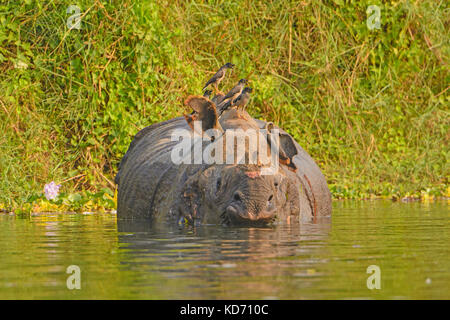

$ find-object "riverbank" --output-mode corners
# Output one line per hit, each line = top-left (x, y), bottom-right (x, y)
(1, 187), (448, 215)
(1, 1), (448, 212)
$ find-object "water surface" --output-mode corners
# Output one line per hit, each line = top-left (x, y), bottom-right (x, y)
(0, 201), (448, 299)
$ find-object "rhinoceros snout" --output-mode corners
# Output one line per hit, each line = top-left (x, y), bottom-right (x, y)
(225, 195), (277, 225)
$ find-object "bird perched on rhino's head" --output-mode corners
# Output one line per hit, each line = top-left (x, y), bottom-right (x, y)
(219, 86), (252, 117)
(202, 62), (235, 94)
(234, 87), (253, 112)
(217, 79), (248, 113)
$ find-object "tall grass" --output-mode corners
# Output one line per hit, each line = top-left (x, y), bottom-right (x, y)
(0, 0), (448, 209)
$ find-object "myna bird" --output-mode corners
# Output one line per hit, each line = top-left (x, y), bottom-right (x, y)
(234, 87), (253, 112)
(221, 79), (248, 103)
(217, 79), (248, 113)
(219, 87), (253, 115)
(219, 87), (252, 118)
(220, 87), (253, 118)
(202, 62), (235, 94)
(217, 79), (248, 110)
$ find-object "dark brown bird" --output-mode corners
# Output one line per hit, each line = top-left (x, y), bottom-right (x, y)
(202, 63), (234, 94)
(217, 79), (248, 112)
(218, 80), (249, 114)
(234, 87), (253, 112)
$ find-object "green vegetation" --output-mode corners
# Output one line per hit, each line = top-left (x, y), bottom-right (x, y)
(0, 0), (448, 212)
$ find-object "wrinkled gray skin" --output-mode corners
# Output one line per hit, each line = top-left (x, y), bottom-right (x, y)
(115, 109), (331, 225)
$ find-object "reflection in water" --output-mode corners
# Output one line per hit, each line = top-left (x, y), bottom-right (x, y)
(0, 201), (448, 299)
(117, 218), (331, 299)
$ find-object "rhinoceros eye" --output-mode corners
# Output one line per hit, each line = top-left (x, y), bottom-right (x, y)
(216, 178), (222, 190)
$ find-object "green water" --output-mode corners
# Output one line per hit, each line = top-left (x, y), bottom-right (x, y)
(0, 201), (448, 299)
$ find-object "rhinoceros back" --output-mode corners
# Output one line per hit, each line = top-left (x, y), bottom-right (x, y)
(116, 117), (190, 219)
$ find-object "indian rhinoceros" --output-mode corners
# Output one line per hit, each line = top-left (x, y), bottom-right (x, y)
(115, 96), (331, 225)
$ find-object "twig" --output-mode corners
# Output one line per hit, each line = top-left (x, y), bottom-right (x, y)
(288, 15), (292, 74)
(96, 169), (116, 190)
(49, 4), (95, 56)
(60, 174), (86, 184)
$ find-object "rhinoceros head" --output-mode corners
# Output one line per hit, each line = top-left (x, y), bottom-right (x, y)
(178, 95), (302, 225)
(181, 163), (301, 226)
(197, 164), (299, 225)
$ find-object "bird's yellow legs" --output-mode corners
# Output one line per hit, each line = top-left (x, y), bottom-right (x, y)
(214, 83), (224, 96)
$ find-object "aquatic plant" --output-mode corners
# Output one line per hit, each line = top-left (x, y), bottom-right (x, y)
(44, 181), (61, 201)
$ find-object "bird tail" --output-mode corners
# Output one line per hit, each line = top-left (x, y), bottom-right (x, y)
(202, 82), (210, 91)
(218, 100), (231, 115)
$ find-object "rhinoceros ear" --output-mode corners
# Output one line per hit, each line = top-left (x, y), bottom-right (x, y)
(279, 133), (298, 172)
(184, 95), (223, 133)
(279, 133), (298, 159)
(265, 123), (298, 172)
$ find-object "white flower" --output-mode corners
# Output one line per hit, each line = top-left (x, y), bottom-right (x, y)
(44, 181), (61, 200)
